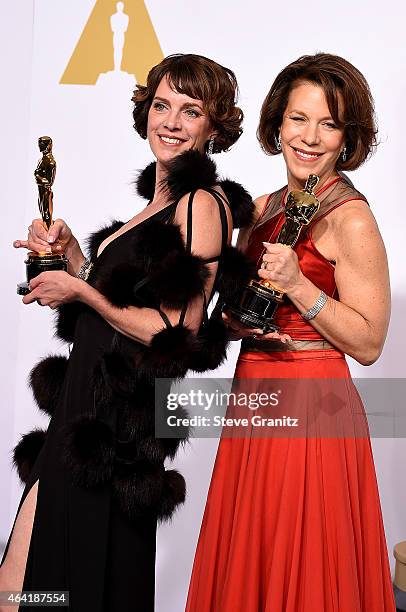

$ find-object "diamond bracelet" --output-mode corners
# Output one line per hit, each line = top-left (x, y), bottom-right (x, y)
(301, 290), (328, 320)
(76, 257), (93, 281)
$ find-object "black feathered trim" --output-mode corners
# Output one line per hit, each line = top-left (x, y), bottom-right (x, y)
(113, 462), (186, 522)
(190, 317), (229, 372)
(118, 402), (155, 440)
(153, 403), (190, 460)
(114, 435), (164, 464)
(137, 325), (202, 379)
(130, 220), (185, 264)
(137, 437), (167, 464)
(136, 150), (218, 204)
(165, 150), (217, 203)
(147, 251), (210, 309)
(162, 414), (190, 460)
(85, 220), (124, 261)
(215, 245), (256, 301)
(13, 429), (47, 484)
(55, 220), (126, 342)
(120, 320), (229, 379)
(128, 222), (208, 307)
(63, 416), (115, 487)
(136, 161), (156, 201)
(93, 351), (137, 407)
(92, 349), (161, 444)
(157, 469), (186, 522)
(93, 220), (209, 309)
(54, 302), (84, 344)
(113, 460), (164, 519)
(118, 376), (174, 441)
(29, 355), (68, 416)
(116, 428), (188, 465)
(219, 179), (255, 228)
(136, 150), (254, 229)
(93, 261), (146, 308)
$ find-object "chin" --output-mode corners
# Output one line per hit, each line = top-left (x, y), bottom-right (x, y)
(288, 161), (324, 185)
(153, 149), (180, 166)
(153, 144), (192, 166)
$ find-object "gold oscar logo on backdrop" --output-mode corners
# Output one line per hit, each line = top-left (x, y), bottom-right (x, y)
(60, 0), (163, 85)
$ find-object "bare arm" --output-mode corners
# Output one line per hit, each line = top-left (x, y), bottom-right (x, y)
(260, 202), (391, 365)
(77, 285), (173, 344)
(25, 191), (228, 346)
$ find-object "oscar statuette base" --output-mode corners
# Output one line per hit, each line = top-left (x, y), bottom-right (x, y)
(226, 280), (285, 334)
(17, 252), (68, 295)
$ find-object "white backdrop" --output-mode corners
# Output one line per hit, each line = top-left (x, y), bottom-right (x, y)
(1, 1), (405, 610)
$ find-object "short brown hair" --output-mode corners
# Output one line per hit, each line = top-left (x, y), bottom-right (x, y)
(132, 54), (243, 154)
(258, 53), (378, 171)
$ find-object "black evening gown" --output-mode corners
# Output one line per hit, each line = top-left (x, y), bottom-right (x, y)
(2, 150), (255, 612)
(3, 205), (176, 611)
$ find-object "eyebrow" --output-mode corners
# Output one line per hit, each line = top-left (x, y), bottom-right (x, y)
(288, 109), (335, 121)
(153, 96), (204, 112)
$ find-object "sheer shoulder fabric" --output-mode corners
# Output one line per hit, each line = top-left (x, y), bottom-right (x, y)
(254, 177), (367, 233)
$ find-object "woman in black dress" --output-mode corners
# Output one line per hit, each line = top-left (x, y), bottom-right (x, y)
(0, 54), (254, 611)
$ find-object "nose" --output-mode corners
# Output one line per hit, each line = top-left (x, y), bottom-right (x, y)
(163, 109), (181, 132)
(301, 121), (320, 147)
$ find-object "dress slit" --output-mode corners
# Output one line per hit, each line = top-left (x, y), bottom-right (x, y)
(0, 478), (40, 595)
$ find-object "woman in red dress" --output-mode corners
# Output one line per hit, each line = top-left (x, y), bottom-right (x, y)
(186, 53), (396, 612)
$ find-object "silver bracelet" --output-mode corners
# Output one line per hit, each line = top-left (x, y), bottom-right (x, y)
(301, 290), (328, 320)
(76, 257), (93, 281)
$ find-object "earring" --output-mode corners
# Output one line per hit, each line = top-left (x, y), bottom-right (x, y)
(341, 146), (347, 162)
(275, 134), (282, 151)
(207, 136), (215, 155)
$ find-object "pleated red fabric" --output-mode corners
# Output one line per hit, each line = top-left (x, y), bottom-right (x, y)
(186, 350), (396, 612)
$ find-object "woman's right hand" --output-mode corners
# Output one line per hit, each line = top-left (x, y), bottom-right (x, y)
(13, 218), (74, 254)
(14, 218), (86, 276)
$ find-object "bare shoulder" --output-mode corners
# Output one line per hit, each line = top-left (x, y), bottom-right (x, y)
(174, 188), (224, 222)
(173, 188), (229, 255)
(333, 199), (380, 239)
(332, 199), (387, 265)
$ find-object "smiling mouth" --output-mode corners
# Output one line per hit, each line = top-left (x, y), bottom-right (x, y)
(159, 135), (185, 145)
(292, 146), (323, 160)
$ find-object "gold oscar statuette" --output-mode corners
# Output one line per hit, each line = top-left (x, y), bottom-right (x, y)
(17, 136), (68, 295)
(225, 174), (321, 333)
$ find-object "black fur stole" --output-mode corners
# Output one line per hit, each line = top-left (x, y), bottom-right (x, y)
(136, 149), (254, 228)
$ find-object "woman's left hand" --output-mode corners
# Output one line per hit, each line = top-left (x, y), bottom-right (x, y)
(258, 241), (303, 294)
(22, 271), (83, 309)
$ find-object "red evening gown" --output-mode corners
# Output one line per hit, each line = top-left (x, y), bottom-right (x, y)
(186, 177), (396, 612)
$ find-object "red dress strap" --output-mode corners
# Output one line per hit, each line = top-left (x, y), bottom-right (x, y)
(316, 176), (342, 196)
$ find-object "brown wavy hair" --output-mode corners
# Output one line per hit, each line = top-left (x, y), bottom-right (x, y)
(132, 54), (243, 154)
(258, 53), (378, 171)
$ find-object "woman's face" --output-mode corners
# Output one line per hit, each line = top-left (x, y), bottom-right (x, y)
(147, 76), (213, 166)
(279, 80), (345, 188)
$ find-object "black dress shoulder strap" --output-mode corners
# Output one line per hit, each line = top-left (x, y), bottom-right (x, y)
(177, 187), (231, 327)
